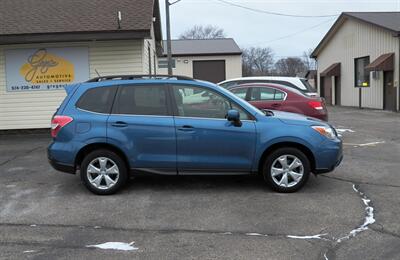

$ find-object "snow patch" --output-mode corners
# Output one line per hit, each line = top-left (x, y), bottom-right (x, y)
(220, 232), (232, 235)
(86, 242), (138, 251)
(335, 128), (355, 134)
(23, 250), (36, 253)
(286, 233), (328, 240)
(337, 185), (375, 242)
(245, 232), (267, 237)
(344, 141), (385, 147)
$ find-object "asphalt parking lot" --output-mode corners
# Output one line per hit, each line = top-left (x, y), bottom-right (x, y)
(0, 106), (399, 260)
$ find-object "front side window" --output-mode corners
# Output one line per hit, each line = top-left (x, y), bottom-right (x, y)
(355, 56), (370, 87)
(172, 85), (250, 120)
(113, 85), (168, 116)
(76, 86), (117, 113)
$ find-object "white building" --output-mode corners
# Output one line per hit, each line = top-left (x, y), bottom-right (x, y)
(312, 12), (400, 111)
(158, 39), (242, 83)
(0, 0), (162, 130)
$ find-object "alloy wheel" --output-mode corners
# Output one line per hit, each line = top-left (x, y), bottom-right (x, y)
(86, 157), (120, 190)
(271, 155), (304, 188)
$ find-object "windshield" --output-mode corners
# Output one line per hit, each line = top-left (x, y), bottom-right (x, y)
(300, 79), (316, 92)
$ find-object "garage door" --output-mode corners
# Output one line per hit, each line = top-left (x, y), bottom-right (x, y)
(193, 60), (226, 83)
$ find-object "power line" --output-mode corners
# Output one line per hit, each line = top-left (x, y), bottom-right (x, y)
(247, 17), (335, 46)
(214, 0), (339, 18)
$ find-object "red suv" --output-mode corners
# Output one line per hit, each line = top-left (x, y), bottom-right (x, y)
(228, 83), (328, 121)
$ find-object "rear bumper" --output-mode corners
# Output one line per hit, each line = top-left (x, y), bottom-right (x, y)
(48, 158), (75, 174)
(47, 146), (75, 174)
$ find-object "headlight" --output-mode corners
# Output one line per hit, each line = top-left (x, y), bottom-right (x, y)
(311, 126), (336, 139)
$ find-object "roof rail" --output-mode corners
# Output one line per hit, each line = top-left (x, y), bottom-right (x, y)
(86, 74), (195, 82)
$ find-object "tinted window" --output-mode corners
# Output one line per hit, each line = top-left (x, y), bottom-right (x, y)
(230, 88), (248, 99)
(172, 85), (250, 120)
(76, 86), (117, 113)
(300, 79), (316, 92)
(113, 85), (168, 115)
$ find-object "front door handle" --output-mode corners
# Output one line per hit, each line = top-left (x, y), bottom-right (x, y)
(177, 125), (194, 131)
(271, 103), (281, 108)
(111, 121), (128, 127)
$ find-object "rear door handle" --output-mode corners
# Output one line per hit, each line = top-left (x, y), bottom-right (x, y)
(271, 103), (281, 108)
(111, 121), (128, 127)
(177, 125), (194, 131)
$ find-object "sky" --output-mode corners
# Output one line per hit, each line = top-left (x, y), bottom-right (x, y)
(159, 0), (400, 59)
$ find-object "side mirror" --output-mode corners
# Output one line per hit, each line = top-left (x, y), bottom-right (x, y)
(226, 109), (242, 127)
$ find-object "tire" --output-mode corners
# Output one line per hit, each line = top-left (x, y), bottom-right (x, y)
(262, 147), (310, 193)
(80, 149), (128, 195)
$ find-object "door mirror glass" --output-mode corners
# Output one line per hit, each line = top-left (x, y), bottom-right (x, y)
(226, 109), (242, 126)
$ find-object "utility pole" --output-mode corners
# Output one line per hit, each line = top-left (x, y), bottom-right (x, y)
(165, 0), (173, 76)
(165, 0), (180, 76)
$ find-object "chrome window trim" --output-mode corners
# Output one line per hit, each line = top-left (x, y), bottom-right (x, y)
(173, 116), (255, 122)
(76, 108), (255, 121)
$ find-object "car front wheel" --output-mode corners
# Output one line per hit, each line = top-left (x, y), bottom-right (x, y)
(263, 147), (310, 193)
(81, 149), (128, 195)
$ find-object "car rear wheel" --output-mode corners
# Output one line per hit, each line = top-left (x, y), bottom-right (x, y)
(263, 147), (310, 192)
(81, 149), (128, 195)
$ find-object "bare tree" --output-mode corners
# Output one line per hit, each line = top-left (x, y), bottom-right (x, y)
(275, 57), (307, 77)
(302, 48), (317, 71)
(179, 25), (226, 39)
(242, 47), (274, 76)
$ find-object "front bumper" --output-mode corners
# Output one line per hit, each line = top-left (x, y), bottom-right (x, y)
(313, 138), (343, 174)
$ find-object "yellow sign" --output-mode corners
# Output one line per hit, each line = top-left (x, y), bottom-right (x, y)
(19, 48), (74, 84)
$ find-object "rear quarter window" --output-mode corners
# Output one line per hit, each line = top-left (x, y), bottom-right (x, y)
(76, 86), (117, 113)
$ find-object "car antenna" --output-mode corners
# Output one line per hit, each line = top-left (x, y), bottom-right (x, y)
(95, 69), (101, 77)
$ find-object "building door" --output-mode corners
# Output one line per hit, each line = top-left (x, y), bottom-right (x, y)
(334, 76), (341, 106)
(193, 60), (226, 83)
(322, 76), (332, 105)
(383, 71), (395, 111)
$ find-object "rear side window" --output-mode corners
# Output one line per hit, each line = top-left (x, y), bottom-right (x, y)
(230, 87), (248, 99)
(251, 87), (286, 101)
(76, 86), (117, 113)
(113, 85), (168, 116)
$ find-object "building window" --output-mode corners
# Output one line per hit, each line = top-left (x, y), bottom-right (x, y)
(158, 59), (176, 69)
(355, 56), (370, 87)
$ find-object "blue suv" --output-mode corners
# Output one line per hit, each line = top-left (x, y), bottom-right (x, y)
(48, 75), (342, 195)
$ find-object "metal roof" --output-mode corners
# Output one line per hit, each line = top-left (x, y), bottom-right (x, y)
(311, 12), (400, 58)
(161, 38), (242, 57)
(344, 12), (400, 33)
(0, 0), (162, 44)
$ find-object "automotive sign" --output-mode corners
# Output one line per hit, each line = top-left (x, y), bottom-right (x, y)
(5, 47), (89, 91)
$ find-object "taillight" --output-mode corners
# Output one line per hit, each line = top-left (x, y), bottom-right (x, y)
(51, 115), (73, 138)
(308, 101), (324, 110)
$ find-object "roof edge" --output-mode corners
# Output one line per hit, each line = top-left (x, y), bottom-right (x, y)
(0, 30), (151, 45)
(160, 52), (242, 57)
(311, 12), (400, 58)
